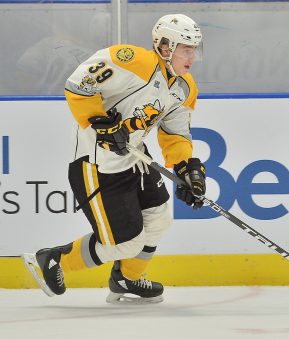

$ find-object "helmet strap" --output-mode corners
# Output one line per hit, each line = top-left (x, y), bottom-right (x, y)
(155, 44), (178, 77)
(165, 59), (177, 77)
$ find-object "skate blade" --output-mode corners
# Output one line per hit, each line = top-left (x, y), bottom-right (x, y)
(21, 253), (55, 297)
(106, 292), (164, 304)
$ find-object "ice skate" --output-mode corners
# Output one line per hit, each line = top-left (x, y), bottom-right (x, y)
(106, 261), (164, 304)
(22, 247), (66, 297)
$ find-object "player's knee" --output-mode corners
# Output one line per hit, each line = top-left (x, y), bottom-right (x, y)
(120, 230), (146, 258)
(95, 229), (146, 263)
(142, 202), (172, 246)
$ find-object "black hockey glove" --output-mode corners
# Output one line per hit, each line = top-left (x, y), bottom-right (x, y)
(88, 108), (129, 156)
(174, 158), (206, 209)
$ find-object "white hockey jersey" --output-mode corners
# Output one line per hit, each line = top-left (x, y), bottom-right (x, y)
(65, 44), (198, 173)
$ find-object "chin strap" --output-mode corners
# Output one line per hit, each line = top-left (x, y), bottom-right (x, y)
(156, 48), (178, 77)
(165, 59), (177, 77)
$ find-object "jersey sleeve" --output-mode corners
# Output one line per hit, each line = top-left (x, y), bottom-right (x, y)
(64, 45), (158, 129)
(157, 106), (193, 168)
(65, 50), (113, 129)
(158, 74), (198, 168)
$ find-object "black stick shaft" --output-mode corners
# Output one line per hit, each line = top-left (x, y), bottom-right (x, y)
(127, 143), (289, 260)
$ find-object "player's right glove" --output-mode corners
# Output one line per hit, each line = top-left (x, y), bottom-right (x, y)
(174, 158), (206, 209)
(88, 108), (129, 156)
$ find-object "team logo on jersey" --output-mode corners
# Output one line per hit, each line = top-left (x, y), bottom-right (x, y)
(78, 74), (98, 94)
(116, 47), (135, 62)
(125, 99), (165, 136)
(154, 80), (160, 89)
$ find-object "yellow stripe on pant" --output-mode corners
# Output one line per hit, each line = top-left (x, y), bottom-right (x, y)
(91, 164), (115, 245)
(82, 162), (115, 245)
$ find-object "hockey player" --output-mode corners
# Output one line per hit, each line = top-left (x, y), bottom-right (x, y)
(23, 14), (206, 303)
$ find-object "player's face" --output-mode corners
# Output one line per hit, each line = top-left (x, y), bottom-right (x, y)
(171, 44), (196, 76)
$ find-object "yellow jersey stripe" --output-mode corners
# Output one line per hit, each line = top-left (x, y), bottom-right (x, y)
(158, 127), (193, 167)
(65, 89), (106, 129)
(181, 73), (198, 110)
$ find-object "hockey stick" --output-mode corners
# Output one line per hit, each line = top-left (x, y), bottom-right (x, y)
(126, 143), (289, 261)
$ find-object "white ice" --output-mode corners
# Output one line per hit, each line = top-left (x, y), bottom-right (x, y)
(1, 287), (289, 339)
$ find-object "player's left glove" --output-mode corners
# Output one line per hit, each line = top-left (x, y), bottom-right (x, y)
(174, 158), (206, 209)
(88, 108), (129, 156)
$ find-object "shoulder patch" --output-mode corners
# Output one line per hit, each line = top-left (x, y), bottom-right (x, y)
(109, 44), (158, 82)
(116, 47), (135, 63)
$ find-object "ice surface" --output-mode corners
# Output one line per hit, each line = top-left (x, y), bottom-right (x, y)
(1, 286), (289, 339)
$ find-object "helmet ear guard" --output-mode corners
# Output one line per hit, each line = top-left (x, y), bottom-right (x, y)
(156, 37), (171, 60)
(152, 14), (203, 76)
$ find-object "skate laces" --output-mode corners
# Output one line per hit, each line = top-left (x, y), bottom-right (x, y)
(132, 274), (153, 289)
(56, 268), (64, 286)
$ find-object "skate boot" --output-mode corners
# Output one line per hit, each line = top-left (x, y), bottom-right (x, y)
(106, 261), (164, 304)
(22, 244), (71, 297)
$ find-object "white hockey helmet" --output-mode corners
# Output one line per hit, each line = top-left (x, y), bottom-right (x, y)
(152, 14), (202, 75)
